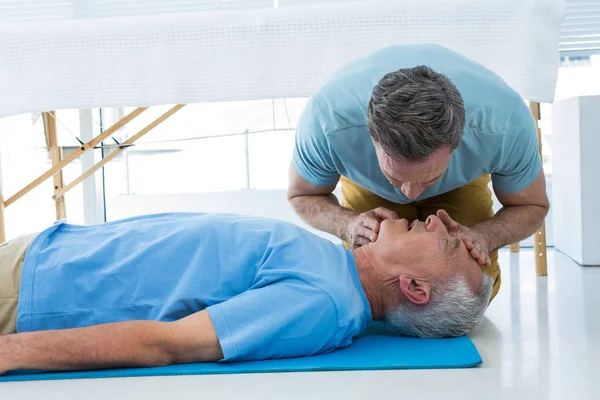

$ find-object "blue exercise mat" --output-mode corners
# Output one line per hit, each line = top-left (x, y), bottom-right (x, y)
(0, 323), (481, 382)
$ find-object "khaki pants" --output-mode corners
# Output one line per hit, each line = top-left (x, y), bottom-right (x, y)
(340, 174), (501, 302)
(0, 233), (38, 335)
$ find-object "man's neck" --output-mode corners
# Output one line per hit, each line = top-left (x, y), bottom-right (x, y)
(352, 246), (385, 321)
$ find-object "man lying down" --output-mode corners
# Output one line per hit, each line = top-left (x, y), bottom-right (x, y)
(0, 212), (492, 374)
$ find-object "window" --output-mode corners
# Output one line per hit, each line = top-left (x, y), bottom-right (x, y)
(247, 98), (308, 190)
(539, 54), (600, 177)
(102, 99), (308, 211)
(247, 130), (296, 190)
(103, 135), (248, 197)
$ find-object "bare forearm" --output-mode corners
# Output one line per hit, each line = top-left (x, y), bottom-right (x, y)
(1, 321), (177, 373)
(289, 194), (357, 240)
(471, 204), (549, 251)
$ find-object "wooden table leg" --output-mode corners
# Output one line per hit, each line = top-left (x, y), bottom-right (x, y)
(529, 101), (548, 276)
(535, 222), (548, 276)
(43, 112), (67, 221)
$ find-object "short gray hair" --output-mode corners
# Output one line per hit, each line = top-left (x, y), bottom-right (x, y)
(367, 65), (465, 161)
(384, 273), (493, 338)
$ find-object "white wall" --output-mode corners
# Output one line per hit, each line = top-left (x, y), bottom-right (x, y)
(551, 95), (600, 265)
(580, 97), (600, 264)
(552, 97), (583, 262)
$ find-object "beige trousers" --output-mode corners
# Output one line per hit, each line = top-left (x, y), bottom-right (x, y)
(0, 233), (38, 335)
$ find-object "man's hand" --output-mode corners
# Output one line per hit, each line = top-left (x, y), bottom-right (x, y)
(436, 209), (491, 266)
(344, 207), (399, 248)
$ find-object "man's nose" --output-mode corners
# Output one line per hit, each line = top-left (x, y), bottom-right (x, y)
(400, 182), (425, 200)
(425, 215), (447, 233)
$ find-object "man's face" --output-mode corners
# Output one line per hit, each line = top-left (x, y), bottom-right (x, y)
(374, 144), (452, 201)
(370, 215), (482, 290)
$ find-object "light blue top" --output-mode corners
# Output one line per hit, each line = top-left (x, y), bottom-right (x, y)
(293, 44), (541, 203)
(17, 213), (371, 361)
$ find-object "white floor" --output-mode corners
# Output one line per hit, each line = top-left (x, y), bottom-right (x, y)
(1, 248), (599, 400)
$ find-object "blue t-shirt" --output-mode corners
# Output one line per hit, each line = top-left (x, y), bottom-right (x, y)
(293, 43), (541, 203)
(17, 213), (371, 361)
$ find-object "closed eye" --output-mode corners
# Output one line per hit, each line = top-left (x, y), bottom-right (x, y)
(422, 171), (445, 185)
(453, 238), (461, 251)
(442, 237), (462, 254)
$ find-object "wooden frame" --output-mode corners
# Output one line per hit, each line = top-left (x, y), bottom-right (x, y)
(53, 105), (184, 201)
(3, 107), (147, 210)
(0, 105), (185, 243)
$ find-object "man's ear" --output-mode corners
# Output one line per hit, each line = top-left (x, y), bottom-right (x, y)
(399, 275), (431, 305)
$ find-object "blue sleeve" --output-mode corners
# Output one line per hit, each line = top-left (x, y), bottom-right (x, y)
(206, 280), (341, 361)
(491, 102), (542, 194)
(292, 100), (341, 187)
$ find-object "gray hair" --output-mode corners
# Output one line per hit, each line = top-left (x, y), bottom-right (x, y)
(384, 272), (493, 338)
(367, 65), (465, 161)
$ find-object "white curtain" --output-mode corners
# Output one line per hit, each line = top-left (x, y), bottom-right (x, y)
(0, 0), (565, 118)
(0, 0), (274, 20)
